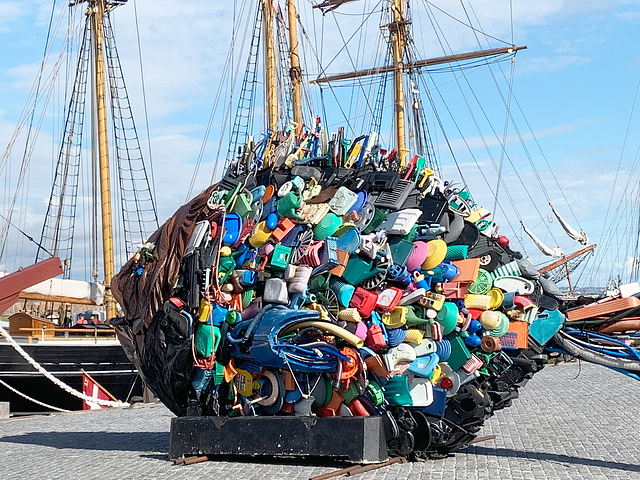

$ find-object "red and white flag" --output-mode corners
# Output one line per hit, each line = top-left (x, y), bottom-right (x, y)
(82, 370), (116, 410)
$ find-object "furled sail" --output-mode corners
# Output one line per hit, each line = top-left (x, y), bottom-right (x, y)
(550, 203), (589, 245)
(521, 221), (563, 257)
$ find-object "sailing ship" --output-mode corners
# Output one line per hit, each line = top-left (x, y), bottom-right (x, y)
(0, 0), (154, 413)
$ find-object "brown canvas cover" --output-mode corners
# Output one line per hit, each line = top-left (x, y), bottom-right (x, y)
(111, 184), (216, 331)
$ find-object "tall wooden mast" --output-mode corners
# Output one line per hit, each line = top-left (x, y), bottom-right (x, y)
(90, 0), (116, 321)
(311, 1), (526, 169)
(287, 0), (303, 127)
(263, 0), (279, 132)
(390, 0), (407, 166)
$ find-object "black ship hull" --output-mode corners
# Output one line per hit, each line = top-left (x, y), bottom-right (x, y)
(0, 342), (142, 413)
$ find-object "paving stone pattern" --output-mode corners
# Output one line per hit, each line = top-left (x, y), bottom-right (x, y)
(0, 362), (638, 480)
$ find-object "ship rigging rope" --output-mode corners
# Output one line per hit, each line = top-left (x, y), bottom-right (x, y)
(309, 0), (385, 137)
(37, 14), (93, 278)
(424, 0), (513, 46)
(0, 213), (54, 257)
(346, 0), (383, 135)
(298, 10), (353, 133)
(414, 13), (529, 253)
(297, 11), (318, 123)
(208, 0), (256, 186)
(427, 0), (580, 258)
(225, 0), (262, 173)
(103, 12), (159, 258)
(460, 0), (585, 232)
(579, 69), (640, 286)
(298, 3), (337, 124)
(0, 378), (70, 413)
(492, 55), (516, 219)
(132, 0), (157, 205)
(0, 0), (62, 176)
(589, 191), (639, 286)
(422, 2), (563, 253)
(418, 68), (527, 252)
(316, 2), (382, 79)
(0, 1), (68, 263)
(592, 71), (640, 284)
(0, 325), (128, 408)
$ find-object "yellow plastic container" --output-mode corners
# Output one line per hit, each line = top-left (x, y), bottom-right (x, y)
(197, 299), (212, 323)
(249, 220), (271, 248)
(404, 328), (424, 345)
(382, 306), (408, 329)
(464, 294), (492, 311)
(487, 288), (504, 310)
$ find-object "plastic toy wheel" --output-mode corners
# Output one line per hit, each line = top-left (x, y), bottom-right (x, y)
(468, 269), (492, 294)
(317, 288), (340, 319)
(478, 251), (499, 272)
(291, 228), (314, 264)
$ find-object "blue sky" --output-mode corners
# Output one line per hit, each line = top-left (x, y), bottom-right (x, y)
(1, 0), (640, 288)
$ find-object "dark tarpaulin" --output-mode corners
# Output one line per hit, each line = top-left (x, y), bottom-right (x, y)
(112, 184), (217, 331)
(110, 185), (216, 415)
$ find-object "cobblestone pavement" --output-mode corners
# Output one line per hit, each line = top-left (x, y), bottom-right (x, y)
(1, 362), (639, 479)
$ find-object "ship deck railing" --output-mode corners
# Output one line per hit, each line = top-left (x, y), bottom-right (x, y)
(18, 327), (117, 343)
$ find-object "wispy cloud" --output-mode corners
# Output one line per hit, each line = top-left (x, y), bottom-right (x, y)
(517, 55), (590, 75)
(0, 2), (24, 32)
(443, 123), (576, 153)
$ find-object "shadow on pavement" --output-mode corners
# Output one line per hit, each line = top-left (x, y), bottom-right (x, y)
(0, 432), (349, 468)
(0, 431), (168, 453)
(467, 446), (640, 473)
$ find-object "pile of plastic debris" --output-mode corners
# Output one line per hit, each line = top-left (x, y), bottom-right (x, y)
(112, 126), (567, 457)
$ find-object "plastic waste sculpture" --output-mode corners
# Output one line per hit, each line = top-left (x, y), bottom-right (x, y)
(112, 129), (573, 458)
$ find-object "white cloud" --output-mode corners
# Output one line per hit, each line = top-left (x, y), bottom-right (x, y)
(516, 55), (589, 75)
(443, 123), (576, 152)
(0, 2), (24, 32)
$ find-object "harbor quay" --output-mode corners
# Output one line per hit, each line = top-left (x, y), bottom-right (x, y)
(0, 361), (638, 480)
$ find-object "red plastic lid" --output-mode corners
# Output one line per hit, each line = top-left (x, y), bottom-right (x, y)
(440, 377), (453, 390)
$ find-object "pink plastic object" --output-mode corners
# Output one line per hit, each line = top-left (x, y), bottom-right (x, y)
(298, 241), (324, 267)
(288, 265), (312, 294)
(353, 321), (368, 341)
(349, 287), (379, 318)
(430, 322), (443, 342)
(405, 241), (429, 271)
(441, 282), (469, 299)
(513, 295), (536, 310)
(461, 354), (483, 374)
(261, 243), (275, 257)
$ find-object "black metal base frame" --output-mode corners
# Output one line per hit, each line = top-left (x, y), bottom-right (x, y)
(169, 415), (388, 464)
